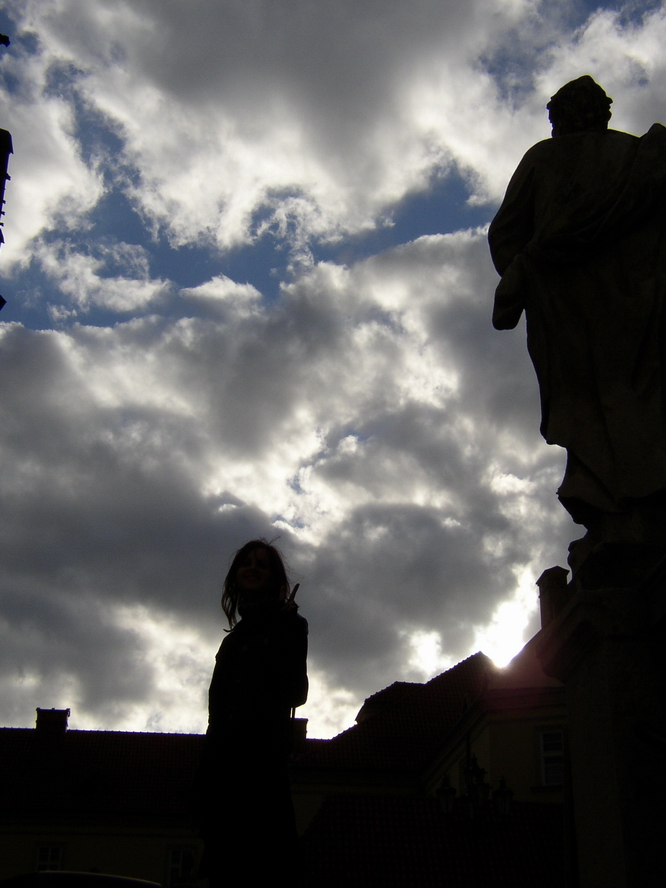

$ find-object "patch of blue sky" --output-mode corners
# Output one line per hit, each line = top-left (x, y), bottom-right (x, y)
(0, 12), (21, 99)
(585, 0), (664, 27)
(274, 512), (306, 530)
(43, 58), (134, 190)
(1, 39), (494, 330)
(480, 0), (656, 106)
(156, 168), (493, 306)
(219, 168), (493, 301)
(314, 169), (493, 269)
(0, 63), (21, 99)
(0, 8), (16, 41)
(566, 0), (654, 25)
(1, 3), (497, 329)
(0, 256), (73, 330)
(0, 14), (38, 102)
(480, 40), (554, 108)
(0, 165), (493, 329)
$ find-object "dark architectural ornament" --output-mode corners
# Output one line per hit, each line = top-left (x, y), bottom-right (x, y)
(0, 33), (12, 311)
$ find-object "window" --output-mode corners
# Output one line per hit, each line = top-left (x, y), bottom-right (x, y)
(540, 728), (564, 786)
(166, 847), (197, 888)
(36, 844), (63, 872)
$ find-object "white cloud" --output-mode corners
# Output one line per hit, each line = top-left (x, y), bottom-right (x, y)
(181, 275), (261, 311)
(534, 7), (666, 136)
(36, 239), (167, 313)
(0, 58), (104, 265)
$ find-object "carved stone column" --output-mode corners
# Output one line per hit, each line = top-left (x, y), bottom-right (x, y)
(535, 561), (666, 888)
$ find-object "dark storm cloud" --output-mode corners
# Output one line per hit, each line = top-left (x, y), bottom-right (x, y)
(0, 324), (267, 607)
(301, 501), (515, 684)
(0, 582), (152, 721)
(79, 0), (489, 112)
(0, 320), (299, 726)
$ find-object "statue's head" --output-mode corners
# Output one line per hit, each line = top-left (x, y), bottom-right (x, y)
(547, 76), (613, 137)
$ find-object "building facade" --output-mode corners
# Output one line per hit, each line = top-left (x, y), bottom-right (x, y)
(1, 634), (567, 886)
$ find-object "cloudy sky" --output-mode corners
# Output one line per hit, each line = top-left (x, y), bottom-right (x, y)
(0, 0), (663, 738)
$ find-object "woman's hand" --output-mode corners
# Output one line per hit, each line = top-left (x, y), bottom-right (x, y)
(282, 582), (300, 611)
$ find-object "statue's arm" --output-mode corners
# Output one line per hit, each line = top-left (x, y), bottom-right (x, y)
(488, 155), (537, 330)
(488, 158), (535, 275)
(491, 260), (526, 330)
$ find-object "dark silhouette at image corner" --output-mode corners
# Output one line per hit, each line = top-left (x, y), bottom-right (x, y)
(0, 32), (12, 310)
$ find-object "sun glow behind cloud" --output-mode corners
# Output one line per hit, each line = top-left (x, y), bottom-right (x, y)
(472, 566), (542, 667)
(405, 629), (456, 679)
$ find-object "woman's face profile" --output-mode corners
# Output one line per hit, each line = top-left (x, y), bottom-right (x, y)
(236, 546), (274, 595)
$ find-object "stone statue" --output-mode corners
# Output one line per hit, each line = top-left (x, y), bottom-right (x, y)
(489, 76), (666, 575)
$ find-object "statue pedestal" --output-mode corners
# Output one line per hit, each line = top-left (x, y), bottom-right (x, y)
(535, 566), (666, 888)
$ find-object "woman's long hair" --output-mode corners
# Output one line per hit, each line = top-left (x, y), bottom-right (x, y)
(221, 539), (290, 628)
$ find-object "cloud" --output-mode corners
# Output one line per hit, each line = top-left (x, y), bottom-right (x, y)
(533, 7), (666, 136)
(0, 227), (572, 733)
(4, 2), (665, 291)
(33, 238), (169, 315)
(0, 51), (103, 265)
(3, 0), (534, 266)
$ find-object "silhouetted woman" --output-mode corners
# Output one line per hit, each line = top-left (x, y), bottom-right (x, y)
(197, 539), (308, 887)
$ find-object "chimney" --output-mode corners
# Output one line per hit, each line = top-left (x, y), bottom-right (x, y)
(35, 708), (70, 735)
(292, 717), (308, 751)
(536, 566), (570, 627)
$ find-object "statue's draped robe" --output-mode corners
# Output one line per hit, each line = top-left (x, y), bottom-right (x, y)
(489, 125), (666, 523)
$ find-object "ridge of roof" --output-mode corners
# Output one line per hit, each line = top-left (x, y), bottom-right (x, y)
(355, 680), (423, 724)
(297, 651), (493, 772)
(0, 727), (205, 737)
(362, 679), (422, 706)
